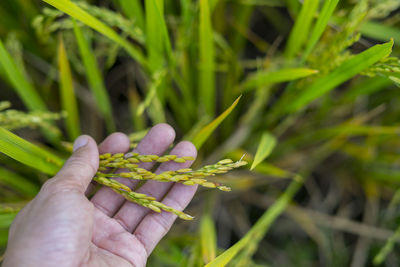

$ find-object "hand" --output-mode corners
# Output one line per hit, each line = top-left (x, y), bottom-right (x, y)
(3, 124), (197, 267)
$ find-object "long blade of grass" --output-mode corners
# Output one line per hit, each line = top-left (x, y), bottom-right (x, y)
(58, 37), (81, 141)
(0, 39), (61, 143)
(373, 224), (400, 265)
(205, 178), (303, 267)
(72, 20), (115, 132)
(118, 0), (144, 30)
(145, 0), (173, 106)
(199, 0), (216, 116)
(0, 127), (64, 175)
(191, 95), (241, 149)
(41, 0), (146, 67)
(251, 132), (277, 170)
(285, 0), (319, 58)
(361, 21), (400, 44)
(0, 167), (39, 197)
(0, 39), (46, 111)
(302, 0), (339, 61)
(146, 0), (172, 70)
(240, 68), (318, 92)
(340, 77), (392, 102)
(286, 40), (394, 113)
(200, 213), (217, 264)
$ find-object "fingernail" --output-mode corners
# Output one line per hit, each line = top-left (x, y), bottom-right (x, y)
(73, 136), (89, 152)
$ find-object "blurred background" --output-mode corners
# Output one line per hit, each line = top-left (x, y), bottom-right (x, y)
(1, 0), (400, 266)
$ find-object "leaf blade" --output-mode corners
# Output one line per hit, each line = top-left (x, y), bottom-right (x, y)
(199, 0), (216, 116)
(41, 0), (146, 66)
(286, 40), (394, 112)
(241, 68), (318, 92)
(285, 0), (319, 58)
(58, 37), (81, 140)
(0, 39), (46, 111)
(72, 20), (115, 132)
(0, 127), (64, 175)
(200, 214), (217, 263)
(251, 132), (277, 170)
(302, 0), (339, 61)
(191, 96), (241, 149)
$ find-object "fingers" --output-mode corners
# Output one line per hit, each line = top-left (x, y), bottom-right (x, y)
(113, 141), (197, 233)
(48, 135), (99, 193)
(133, 182), (198, 255)
(91, 123), (176, 217)
(98, 132), (131, 155)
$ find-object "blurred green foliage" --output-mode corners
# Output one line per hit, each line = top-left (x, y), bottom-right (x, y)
(1, 0), (400, 266)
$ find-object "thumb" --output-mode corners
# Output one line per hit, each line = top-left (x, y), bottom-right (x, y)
(53, 135), (99, 193)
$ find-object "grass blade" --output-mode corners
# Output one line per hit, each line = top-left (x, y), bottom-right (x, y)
(0, 39), (46, 111)
(58, 37), (81, 140)
(373, 224), (400, 265)
(200, 214), (217, 264)
(72, 20), (115, 132)
(191, 95), (241, 149)
(285, 0), (319, 58)
(302, 0), (339, 61)
(251, 132), (277, 170)
(361, 21), (400, 44)
(0, 127), (64, 175)
(0, 39), (62, 143)
(199, 0), (216, 116)
(41, 0), (146, 67)
(118, 0), (144, 30)
(240, 68), (318, 92)
(205, 179), (303, 267)
(286, 40), (394, 113)
(0, 167), (39, 197)
(146, 0), (172, 70)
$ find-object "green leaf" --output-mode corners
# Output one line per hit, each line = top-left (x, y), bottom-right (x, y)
(361, 21), (400, 44)
(286, 40), (394, 112)
(0, 167), (39, 197)
(205, 179), (302, 267)
(58, 37), (81, 141)
(191, 95), (241, 149)
(72, 20), (115, 132)
(118, 0), (144, 30)
(0, 127), (64, 175)
(285, 0), (319, 58)
(302, 0), (339, 61)
(373, 224), (400, 265)
(240, 68), (318, 92)
(0, 39), (46, 111)
(199, 0), (216, 116)
(146, 0), (172, 70)
(41, 0), (146, 67)
(0, 39), (61, 143)
(200, 214), (217, 264)
(251, 132), (277, 170)
(0, 213), (16, 228)
(144, 0), (172, 106)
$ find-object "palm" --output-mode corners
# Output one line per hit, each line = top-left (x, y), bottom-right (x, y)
(84, 209), (145, 267)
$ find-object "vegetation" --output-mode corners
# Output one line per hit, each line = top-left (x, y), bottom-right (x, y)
(1, 0), (400, 266)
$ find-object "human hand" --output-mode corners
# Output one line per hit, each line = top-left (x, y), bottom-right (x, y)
(3, 124), (197, 267)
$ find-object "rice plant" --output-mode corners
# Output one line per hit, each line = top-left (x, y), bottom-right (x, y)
(0, 0), (400, 266)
